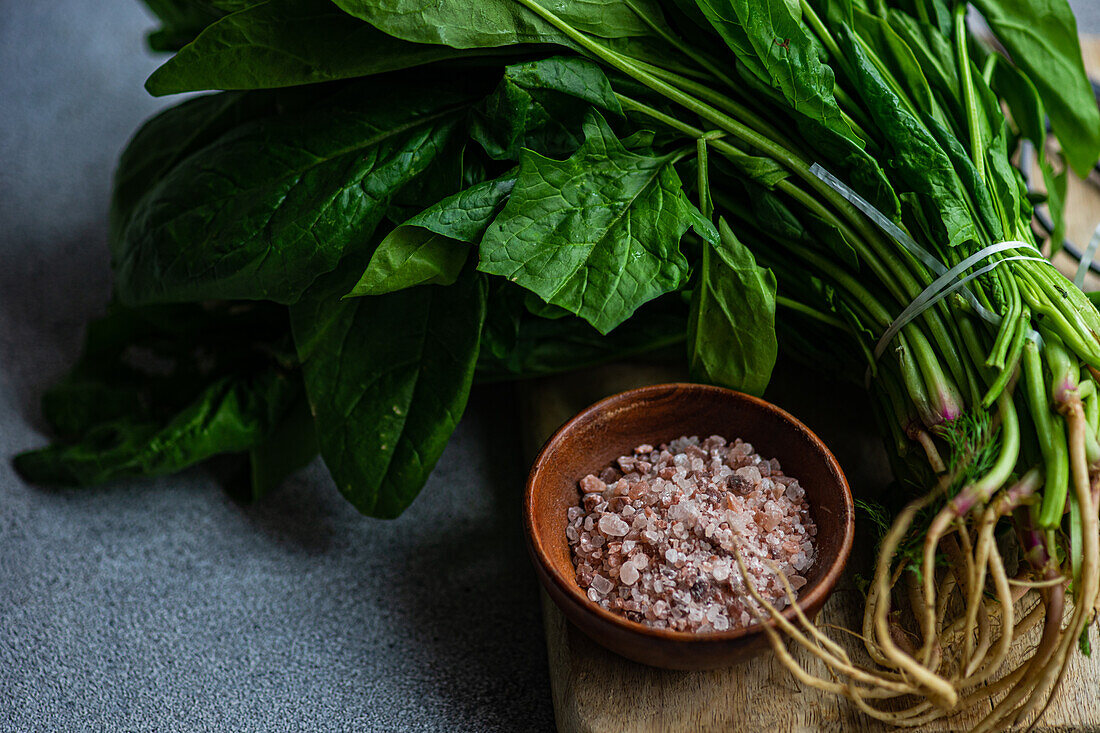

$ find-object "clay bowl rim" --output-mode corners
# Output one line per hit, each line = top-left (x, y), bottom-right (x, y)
(523, 382), (855, 647)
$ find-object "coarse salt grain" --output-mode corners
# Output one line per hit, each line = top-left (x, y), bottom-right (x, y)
(591, 574), (614, 595)
(567, 435), (817, 633)
(598, 513), (630, 536)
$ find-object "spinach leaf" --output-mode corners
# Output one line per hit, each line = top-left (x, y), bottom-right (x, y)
(385, 138), (479, 225)
(969, 63), (1030, 239)
(922, 112), (1003, 242)
(794, 117), (900, 219)
(17, 299), (301, 488)
(402, 173), (518, 243)
(471, 55), (623, 160)
(886, 9), (961, 120)
(145, 0), (492, 96)
(990, 56), (1068, 249)
(348, 228), (470, 296)
(333, 0), (662, 49)
(15, 367), (300, 486)
(853, 8), (936, 120)
(971, 0), (1100, 177)
(834, 23), (977, 249)
(694, 0), (858, 142)
(349, 172), (516, 296)
(111, 90), (281, 245)
(291, 267), (487, 518)
(13, 298), (301, 488)
(113, 72), (486, 306)
(475, 286), (687, 381)
(687, 218), (777, 395)
(479, 110), (714, 334)
(248, 391), (318, 500)
(142, 0), (230, 51)
(35, 301), (292, 439)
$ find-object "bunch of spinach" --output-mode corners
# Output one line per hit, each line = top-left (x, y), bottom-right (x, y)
(18, 24), (736, 516)
(17, 0), (1100, 723)
(16, 0), (1097, 519)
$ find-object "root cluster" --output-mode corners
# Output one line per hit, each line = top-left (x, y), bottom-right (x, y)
(739, 399), (1100, 731)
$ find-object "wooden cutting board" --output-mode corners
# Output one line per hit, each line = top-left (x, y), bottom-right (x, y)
(522, 37), (1100, 733)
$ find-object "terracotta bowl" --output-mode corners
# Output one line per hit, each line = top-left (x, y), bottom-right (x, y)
(523, 382), (854, 670)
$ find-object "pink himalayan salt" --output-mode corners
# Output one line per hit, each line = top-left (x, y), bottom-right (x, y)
(598, 513), (630, 536)
(567, 434), (817, 633)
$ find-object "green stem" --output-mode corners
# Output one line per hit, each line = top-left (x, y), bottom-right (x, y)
(784, 249), (892, 328)
(800, 0), (842, 60)
(986, 261), (1021, 369)
(616, 93), (913, 308)
(971, 391), (1022, 500)
(621, 58), (804, 155)
(697, 136), (713, 219)
(620, 0), (740, 90)
(1070, 490), (1083, 584)
(1024, 340), (1070, 529)
(1017, 267), (1100, 368)
(907, 323), (964, 422)
(982, 308), (1029, 408)
(876, 369), (916, 456)
(958, 308), (995, 387)
(776, 296), (849, 329)
(954, 2), (986, 178)
(1083, 380), (1100, 434)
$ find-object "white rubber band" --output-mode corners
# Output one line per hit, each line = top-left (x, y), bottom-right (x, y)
(810, 164), (1008, 329)
(808, 163), (1049, 369)
(809, 164), (949, 277)
(872, 243), (1045, 360)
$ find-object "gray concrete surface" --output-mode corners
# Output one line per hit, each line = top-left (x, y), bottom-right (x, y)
(0, 3), (553, 731)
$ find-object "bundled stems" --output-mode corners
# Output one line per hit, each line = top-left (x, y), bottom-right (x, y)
(509, 0), (1100, 726)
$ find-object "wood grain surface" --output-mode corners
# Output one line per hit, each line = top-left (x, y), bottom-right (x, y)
(524, 38), (1100, 733)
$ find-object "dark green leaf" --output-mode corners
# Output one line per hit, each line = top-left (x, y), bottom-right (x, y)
(146, 0), (496, 96)
(471, 55), (622, 160)
(523, 292), (572, 319)
(111, 90), (281, 245)
(990, 56), (1068, 249)
(922, 112), (1003, 241)
(475, 287), (687, 381)
(13, 298), (299, 488)
(15, 368), (300, 486)
(37, 301), (292, 440)
(834, 23), (977, 248)
(113, 73), (484, 306)
(687, 218), (777, 395)
(248, 391), (318, 500)
(964, 61), (1028, 238)
(290, 268), (488, 518)
(401, 173), (518, 243)
(853, 8), (936, 119)
(694, 0), (858, 141)
(971, 0), (1100, 177)
(886, 10), (960, 117)
(349, 171), (517, 296)
(385, 138), (476, 225)
(348, 228), (470, 296)
(142, 0), (230, 51)
(333, 0), (662, 49)
(793, 117), (900, 219)
(479, 110), (714, 334)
